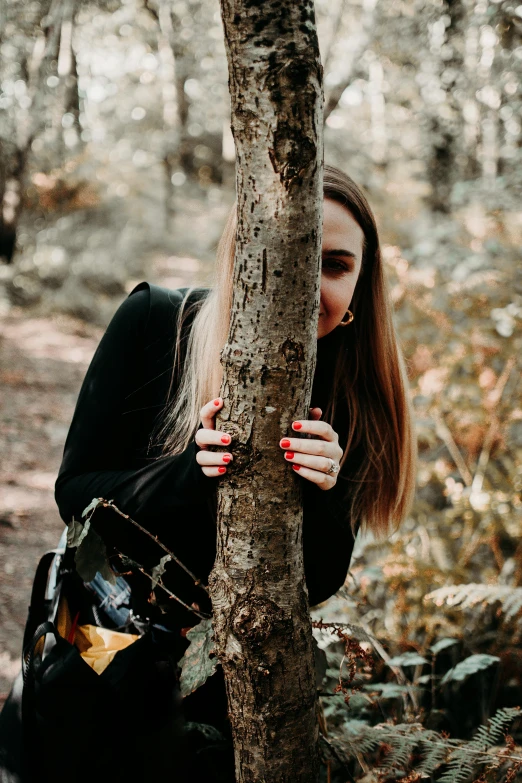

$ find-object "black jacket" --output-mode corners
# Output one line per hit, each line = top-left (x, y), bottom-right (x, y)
(55, 282), (355, 627)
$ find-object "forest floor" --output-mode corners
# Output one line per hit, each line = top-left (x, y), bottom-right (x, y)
(0, 307), (102, 704)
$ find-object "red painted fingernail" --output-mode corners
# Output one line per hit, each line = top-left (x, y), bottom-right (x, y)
(292, 422), (302, 430)
(292, 464), (301, 471)
(223, 455), (231, 463)
(285, 452), (294, 460)
(218, 467), (226, 474)
(280, 439), (291, 448)
(221, 435), (231, 444)
(213, 399), (221, 406)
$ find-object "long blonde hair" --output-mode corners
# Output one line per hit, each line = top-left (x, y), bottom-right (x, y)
(156, 165), (417, 535)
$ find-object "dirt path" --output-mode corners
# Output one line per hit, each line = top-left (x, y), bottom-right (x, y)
(0, 309), (101, 703)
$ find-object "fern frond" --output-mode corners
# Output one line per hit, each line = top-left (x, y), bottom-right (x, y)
(439, 707), (521, 783)
(325, 708), (520, 782)
(471, 707), (521, 750)
(426, 584), (522, 621)
(441, 653), (500, 684)
(417, 732), (454, 775)
(377, 729), (418, 773)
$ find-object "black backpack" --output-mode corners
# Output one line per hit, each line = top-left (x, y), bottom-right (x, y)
(0, 533), (185, 783)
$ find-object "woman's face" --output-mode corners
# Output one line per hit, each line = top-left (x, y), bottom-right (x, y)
(318, 198), (364, 339)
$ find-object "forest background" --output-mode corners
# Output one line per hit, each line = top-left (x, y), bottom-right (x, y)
(0, 0), (521, 779)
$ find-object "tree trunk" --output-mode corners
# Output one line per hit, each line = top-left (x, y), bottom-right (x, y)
(1, 0), (80, 264)
(157, 0), (197, 177)
(323, 0), (377, 123)
(208, 2), (324, 781)
(422, 0), (466, 212)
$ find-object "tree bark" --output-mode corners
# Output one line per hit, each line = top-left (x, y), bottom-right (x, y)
(208, 1), (324, 781)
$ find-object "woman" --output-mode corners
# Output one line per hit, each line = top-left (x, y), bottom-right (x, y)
(54, 165), (416, 779)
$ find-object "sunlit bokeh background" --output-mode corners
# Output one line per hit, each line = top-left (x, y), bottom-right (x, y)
(1, 0), (521, 763)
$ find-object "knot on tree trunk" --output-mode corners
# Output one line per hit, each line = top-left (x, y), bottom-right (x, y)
(269, 123), (316, 185)
(281, 338), (305, 371)
(232, 596), (286, 645)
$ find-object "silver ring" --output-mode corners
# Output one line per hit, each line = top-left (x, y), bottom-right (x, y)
(326, 459), (340, 476)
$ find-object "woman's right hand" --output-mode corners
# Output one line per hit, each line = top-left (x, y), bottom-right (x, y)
(195, 398), (233, 477)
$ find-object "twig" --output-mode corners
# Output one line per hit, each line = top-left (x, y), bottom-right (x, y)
(358, 617), (420, 713)
(113, 546), (210, 621)
(101, 499), (209, 595)
(142, 0), (159, 21)
(434, 413), (473, 486)
(470, 356), (516, 498)
(324, 0), (378, 122)
(141, 570), (210, 621)
(322, 0), (347, 75)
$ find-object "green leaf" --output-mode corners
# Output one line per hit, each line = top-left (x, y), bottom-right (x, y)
(179, 618), (219, 698)
(363, 682), (417, 699)
(67, 517), (93, 549)
(151, 554), (171, 589)
(66, 518), (84, 548)
(430, 637), (459, 655)
(74, 522), (116, 585)
(82, 497), (105, 519)
(441, 654), (500, 684)
(387, 652), (428, 667)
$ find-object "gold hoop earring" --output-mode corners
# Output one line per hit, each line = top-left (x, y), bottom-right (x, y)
(339, 310), (354, 327)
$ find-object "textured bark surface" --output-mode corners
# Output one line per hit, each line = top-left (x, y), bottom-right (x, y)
(208, 2), (324, 781)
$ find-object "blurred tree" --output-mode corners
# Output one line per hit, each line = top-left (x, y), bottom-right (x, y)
(0, 0), (81, 262)
(323, 0), (377, 124)
(420, 0), (467, 213)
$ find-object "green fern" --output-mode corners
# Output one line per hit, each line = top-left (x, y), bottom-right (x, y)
(426, 584), (522, 621)
(441, 653), (500, 684)
(376, 724), (421, 773)
(438, 707), (521, 783)
(322, 708), (520, 781)
(417, 732), (457, 775)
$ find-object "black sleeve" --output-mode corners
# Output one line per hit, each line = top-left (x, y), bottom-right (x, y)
(303, 478), (356, 607)
(54, 285), (214, 537)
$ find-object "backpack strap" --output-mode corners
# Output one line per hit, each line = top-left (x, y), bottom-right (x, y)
(22, 553), (59, 654)
(22, 530), (70, 654)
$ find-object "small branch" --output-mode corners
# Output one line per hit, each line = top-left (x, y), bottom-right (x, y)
(322, 0), (347, 75)
(358, 617), (419, 713)
(142, 571), (210, 621)
(142, 0), (159, 21)
(101, 499), (209, 595)
(113, 546), (210, 621)
(434, 413), (473, 486)
(324, 0), (378, 123)
(324, 76), (354, 122)
(471, 356), (516, 498)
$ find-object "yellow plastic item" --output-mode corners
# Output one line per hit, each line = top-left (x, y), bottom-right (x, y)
(54, 594), (139, 674)
(74, 624), (140, 674)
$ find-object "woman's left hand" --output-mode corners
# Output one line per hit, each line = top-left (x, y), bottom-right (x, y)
(279, 408), (343, 491)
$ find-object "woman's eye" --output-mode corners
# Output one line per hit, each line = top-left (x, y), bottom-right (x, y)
(322, 259), (349, 274)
